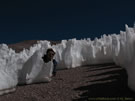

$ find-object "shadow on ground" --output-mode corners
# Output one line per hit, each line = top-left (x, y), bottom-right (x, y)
(73, 63), (135, 101)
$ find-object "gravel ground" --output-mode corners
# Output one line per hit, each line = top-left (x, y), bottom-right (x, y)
(0, 63), (135, 101)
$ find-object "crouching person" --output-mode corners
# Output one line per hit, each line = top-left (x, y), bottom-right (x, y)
(32, 48), (57, 84)
(18, 48), (57, 85)
(42, 48), (57, 77)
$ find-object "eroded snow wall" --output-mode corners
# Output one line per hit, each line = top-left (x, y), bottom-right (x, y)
(111, 25), (135, 91)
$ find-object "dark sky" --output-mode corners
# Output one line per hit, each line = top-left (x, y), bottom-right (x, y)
(0, 0), (135, 44)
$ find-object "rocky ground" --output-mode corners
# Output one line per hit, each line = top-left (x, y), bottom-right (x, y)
(0, 63), (135, 101)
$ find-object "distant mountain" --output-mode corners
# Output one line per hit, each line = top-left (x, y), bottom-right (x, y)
(8, 40), (60, 53)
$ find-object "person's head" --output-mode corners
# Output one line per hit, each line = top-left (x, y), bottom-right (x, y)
(46, 48), (55, 61)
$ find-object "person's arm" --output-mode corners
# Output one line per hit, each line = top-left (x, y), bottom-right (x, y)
(52, 59), (57, 76)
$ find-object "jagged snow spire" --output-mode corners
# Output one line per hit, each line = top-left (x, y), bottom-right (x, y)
(134, 22), (135, 28)
(133, 22), (135, 32)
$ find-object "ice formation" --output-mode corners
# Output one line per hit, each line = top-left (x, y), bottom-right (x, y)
(0, 24), (135, 95)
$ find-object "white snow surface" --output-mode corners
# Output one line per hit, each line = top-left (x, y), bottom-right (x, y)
(0, 25), (135, 95)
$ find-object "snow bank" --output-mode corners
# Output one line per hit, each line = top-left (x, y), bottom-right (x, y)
(0, 24), (135, 95)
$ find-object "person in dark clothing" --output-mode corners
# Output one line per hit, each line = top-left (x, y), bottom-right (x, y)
(42, 48), (57, 76)
(52, 59), (57, 76)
